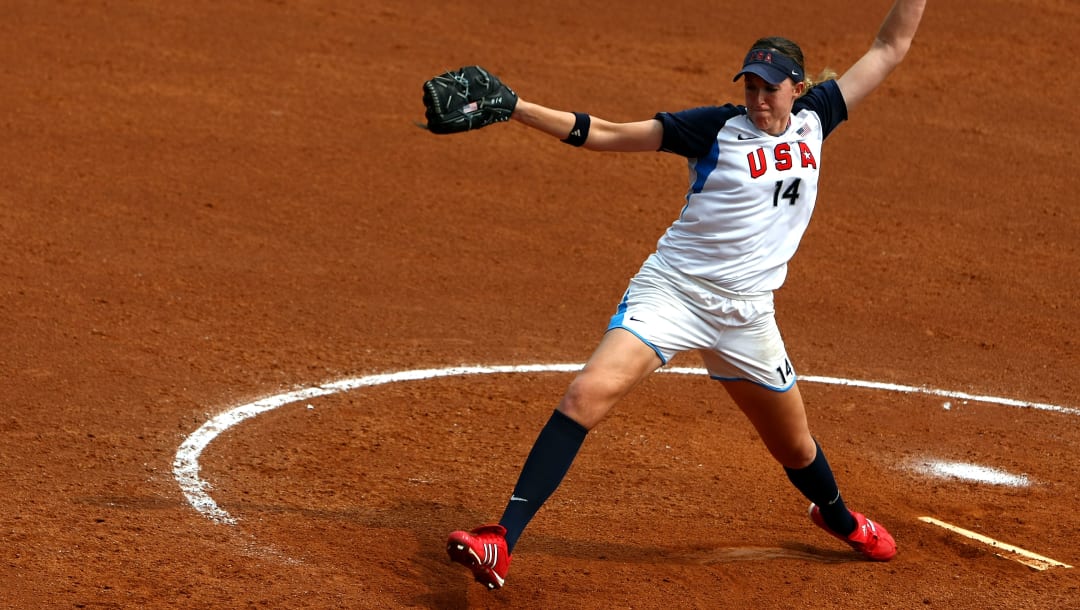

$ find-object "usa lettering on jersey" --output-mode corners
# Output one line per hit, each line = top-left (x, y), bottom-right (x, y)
(746, 142), (818, 179)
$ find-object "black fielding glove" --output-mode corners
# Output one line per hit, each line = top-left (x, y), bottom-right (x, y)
(422, 66), (518, 134)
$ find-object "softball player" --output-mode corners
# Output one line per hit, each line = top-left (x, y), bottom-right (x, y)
(446, 0), (928, 590)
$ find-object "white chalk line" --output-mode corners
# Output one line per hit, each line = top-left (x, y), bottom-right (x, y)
(173, 364), (582, 524)
(915, 460), (1029, 487)
(173, 363), (1079, 527)
(919, 516), (1072, 571)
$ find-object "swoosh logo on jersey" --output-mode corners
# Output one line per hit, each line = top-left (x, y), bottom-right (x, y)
(737, 134), (759, 140)
(629, 316), (644, 322)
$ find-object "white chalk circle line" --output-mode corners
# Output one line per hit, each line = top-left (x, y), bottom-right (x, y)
(172, 363), (1080, 525)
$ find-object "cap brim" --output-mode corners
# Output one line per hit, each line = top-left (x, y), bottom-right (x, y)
(732, 63), (789, 85)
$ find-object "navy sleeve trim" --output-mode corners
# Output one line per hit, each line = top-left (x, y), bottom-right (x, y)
(655, 104), (744, 158)
(793, 79), (847, 139)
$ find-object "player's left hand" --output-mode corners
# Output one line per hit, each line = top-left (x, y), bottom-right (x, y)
(421, 66), (518, 134)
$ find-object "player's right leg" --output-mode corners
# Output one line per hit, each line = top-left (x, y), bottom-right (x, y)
(447, 329), (661, 589)
(557, 327), (664, 429)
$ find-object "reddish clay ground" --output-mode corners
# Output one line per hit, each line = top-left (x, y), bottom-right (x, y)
(3, 1), (1079, 608)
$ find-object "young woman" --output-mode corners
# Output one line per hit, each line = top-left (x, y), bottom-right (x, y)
(444, 0), (929, 590)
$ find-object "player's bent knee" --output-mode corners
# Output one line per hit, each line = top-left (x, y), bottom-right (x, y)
(558, 376), (619, 430)
(771, 437), (818, 469)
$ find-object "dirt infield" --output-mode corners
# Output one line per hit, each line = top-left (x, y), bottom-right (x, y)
(3, 0), (1079, 608)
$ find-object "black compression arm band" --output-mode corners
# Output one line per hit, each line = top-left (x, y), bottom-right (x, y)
(561, 112), (590, 147)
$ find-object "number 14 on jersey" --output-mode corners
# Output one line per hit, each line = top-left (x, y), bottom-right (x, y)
(773, 178), (802, 206)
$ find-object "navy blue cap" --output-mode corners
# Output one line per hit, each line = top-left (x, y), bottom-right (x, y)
(733, 48), (804, 85)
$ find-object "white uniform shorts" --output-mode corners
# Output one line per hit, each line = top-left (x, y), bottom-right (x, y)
(607, 253), (796, 391)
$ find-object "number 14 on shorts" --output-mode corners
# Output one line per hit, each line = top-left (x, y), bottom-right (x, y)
(776, 358), (795, 386)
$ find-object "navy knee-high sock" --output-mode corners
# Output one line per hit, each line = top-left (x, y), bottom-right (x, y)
(499, 409), (588, 553)
(784, 440), (857, 536)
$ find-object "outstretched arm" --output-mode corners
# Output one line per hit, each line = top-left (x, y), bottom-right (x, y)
(512, 99), (664, 153)
(837, 0), (928, 110)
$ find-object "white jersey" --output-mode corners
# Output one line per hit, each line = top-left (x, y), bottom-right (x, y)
(653, 80), (847, 294)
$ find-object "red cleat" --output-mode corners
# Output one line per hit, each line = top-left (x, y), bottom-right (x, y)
(809, 503), (897, 561)
(447, 524), (512, 589)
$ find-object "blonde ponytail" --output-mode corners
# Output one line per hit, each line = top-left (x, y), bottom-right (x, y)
(804, 68), (839, 90)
